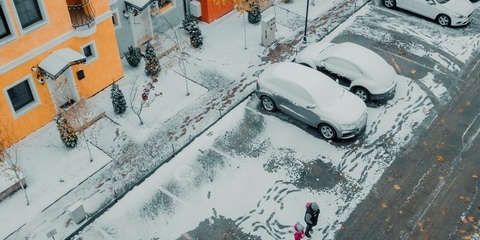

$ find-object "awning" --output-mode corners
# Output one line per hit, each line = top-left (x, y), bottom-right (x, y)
(38, 48), (86, 79)
(125, 0), (153, 11)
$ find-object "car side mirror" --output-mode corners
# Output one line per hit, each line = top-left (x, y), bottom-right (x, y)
(320, 61), (325, 68)
(427, 0), (435, 5)
(306, 104), (316, 109)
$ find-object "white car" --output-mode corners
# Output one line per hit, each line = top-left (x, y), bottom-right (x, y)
(255, 62), (368, 140)
(295, 42), (398, 102)
(384, 0), (475, 26)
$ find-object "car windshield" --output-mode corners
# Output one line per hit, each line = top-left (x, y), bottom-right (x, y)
(436, 0), (449, 4)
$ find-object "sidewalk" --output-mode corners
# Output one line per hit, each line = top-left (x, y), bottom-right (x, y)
(1, 1), (368, 239)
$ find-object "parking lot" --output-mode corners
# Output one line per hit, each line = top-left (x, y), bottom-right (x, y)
(72, 3), (480, 240)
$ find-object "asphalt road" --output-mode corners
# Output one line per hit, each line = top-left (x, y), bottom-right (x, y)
(335, 5), (480, 240)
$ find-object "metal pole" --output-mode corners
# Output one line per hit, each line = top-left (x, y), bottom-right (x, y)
(303, 0), (310, 43)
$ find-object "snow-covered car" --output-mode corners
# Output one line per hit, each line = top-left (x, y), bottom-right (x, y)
(384, 0), (475, 26)
(295, 42), (398, 102)
(255, 62), (368, 140)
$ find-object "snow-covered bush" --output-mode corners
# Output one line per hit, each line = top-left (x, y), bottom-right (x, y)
(247, 2), (261, 24)
(55, 114), (77, 149)
(189, 25), (203, 49)
(124, 46), (142, 68)
(182, 14), (197, 33)
(144, 43), (161, 76)
(182, 14), (203, 49)
(111, 82), (127, 115)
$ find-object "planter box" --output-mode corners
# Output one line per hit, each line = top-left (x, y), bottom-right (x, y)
(0, 177), (27, 202)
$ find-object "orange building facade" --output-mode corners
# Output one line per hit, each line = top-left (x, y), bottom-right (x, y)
(196, 0), (234, 23)
(0, 0), (124, 146)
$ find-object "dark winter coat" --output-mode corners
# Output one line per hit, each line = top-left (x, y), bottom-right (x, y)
(304, 204), (320, 226)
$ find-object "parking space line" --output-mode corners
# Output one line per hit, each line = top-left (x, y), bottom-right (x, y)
(372, 45), (441, 74)
(155, 184), (193, 209)
(462, 114), (480, 148)
(390, 56), (401, 74)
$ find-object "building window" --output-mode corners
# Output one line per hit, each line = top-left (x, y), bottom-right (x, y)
(83, 45), (92, 57)
(158, 0), (172, 9)
(111, 9), (120, 29)
(0, 4), (11, 39)
(4, 76), (40, 117)
(81, 41), (98, 64)
(14, 0), (43, 29)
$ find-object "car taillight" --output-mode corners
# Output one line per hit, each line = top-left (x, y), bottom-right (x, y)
(256, 81), (259, 88)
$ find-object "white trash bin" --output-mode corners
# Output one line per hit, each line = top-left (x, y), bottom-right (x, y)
(69, 202), (86, 224)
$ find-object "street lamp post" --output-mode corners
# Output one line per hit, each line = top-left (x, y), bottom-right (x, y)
(303, 0), (310, 43)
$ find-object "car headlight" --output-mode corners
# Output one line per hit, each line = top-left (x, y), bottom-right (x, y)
(454, 13), (465, 18)
(341, 123), (357, 130)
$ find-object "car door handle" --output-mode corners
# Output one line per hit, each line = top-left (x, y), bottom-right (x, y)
(292, 102), (298, 106)
(272, 91), (277, 95)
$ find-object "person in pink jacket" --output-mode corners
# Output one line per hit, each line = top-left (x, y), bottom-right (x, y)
(294, 222), (305, 240)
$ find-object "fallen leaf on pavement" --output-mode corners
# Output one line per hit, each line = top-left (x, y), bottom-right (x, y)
(462, 218), (469, 224)
(410, 69), (416, 74)
(394, 184), (401, 190)
(437, 156), (444, 162)
(382, 203), (387, 208)
(473, 174), (478, 179)
(459, 108), (464, 112)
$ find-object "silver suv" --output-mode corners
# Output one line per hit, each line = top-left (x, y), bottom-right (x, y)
(256, 62), (368, 140)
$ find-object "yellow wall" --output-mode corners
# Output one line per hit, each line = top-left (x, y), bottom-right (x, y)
(0, 0), (72, 66)
(0, 0), (124, 145)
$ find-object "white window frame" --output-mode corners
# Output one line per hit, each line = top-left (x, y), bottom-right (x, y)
(3, 74), (41, 119)
(111, 8), (121, 30)
(10, 0), (49, 35)
(80, 40), (98, 65)
(0, 0), (17, 46)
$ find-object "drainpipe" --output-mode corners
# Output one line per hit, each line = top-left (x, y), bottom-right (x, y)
(183, 0), (189, 16)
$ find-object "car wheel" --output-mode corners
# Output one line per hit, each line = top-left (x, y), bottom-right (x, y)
(261, 96), (276, 112)
(353, 87), (370, 102)
(384, 0), (395, 8)
(318, 124), (336, 140)
(437, 14), (450, 27)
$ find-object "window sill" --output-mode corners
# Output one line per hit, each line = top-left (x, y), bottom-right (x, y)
(21, 20), (48, 36)
(0, 35), (16, 47)
(12, 100), (40, 119)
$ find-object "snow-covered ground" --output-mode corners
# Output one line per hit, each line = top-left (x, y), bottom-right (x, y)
(74, 71), (432, 239)
(1, 1), (480, 239)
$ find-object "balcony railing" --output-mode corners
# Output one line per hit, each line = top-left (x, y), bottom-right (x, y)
(67, 0), (96, 29)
